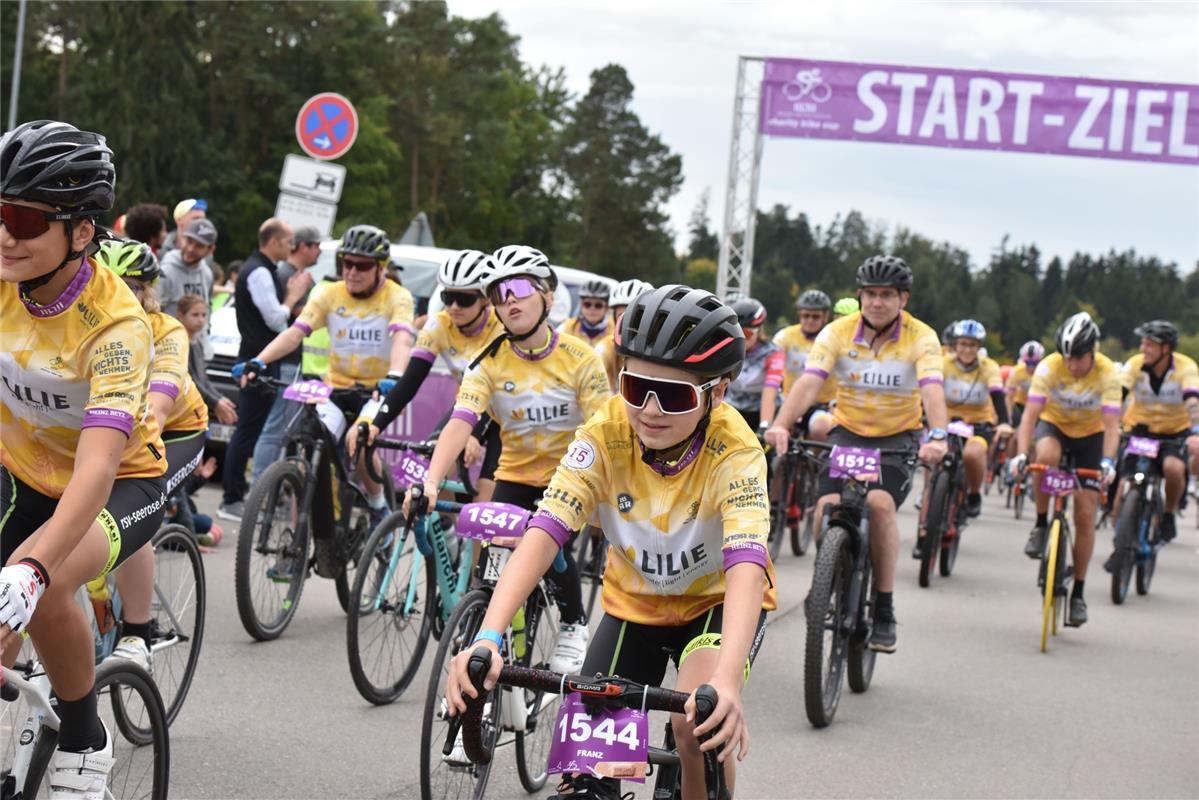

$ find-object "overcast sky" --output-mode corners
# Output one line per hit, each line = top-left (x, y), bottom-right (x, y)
(451, 0), (1198, 273)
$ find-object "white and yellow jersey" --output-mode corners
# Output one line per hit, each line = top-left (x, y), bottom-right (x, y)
(294, 280), (415, 388)
(559, 316), (612, 349)
(943, 355), (1003, 425)
(0, 259), (166, 497)
(1028, 352), (1122, 438)
(533, 396), (777, 626)
(803, 311), (943, 438)
(1120, 352), (1199, 435)
(147, 312), (208, 433)
(1007, 361), (1035, 405)
(451, 330), (609, 487)
(772, 323), (837, 403)
(411, 308), (502, 383)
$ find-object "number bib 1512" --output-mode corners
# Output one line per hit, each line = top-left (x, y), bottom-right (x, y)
(1039, 469), (1076, 497)
(947, 420), (975, 439)
(546, 694), (649, 782)
(455, 502), (531, 542)
(282, 379), (332, 403)
(828, 446), (882, 481)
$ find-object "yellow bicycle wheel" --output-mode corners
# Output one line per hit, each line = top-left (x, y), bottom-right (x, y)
(1040, 519), (1062, 652)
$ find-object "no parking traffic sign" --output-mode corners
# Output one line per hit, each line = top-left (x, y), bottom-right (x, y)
(295, 92), (358, 161)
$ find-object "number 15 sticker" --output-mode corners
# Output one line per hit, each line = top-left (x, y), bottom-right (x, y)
(564, 440), (596, 471)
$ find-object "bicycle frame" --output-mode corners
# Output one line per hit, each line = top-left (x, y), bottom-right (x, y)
(2, 664), (59, 795)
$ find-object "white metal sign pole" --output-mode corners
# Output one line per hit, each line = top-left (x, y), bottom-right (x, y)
(717, 55), (765, 301)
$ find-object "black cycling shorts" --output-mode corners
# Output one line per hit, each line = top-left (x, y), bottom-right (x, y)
(1119, 426), (1190, 475)
(816, 427), (922, 508)
(164, 429), (206, 495)
(478, 420), (502, 482)
(582, 605), (768, 688)
(1033, 420), (1103, 491)
(1012, 403), (1025, 430)
(1, 467), (167, 577)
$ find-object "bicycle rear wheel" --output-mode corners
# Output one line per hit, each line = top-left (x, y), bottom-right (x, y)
(919, 470), (951, 588)
(791, 465), (816, 557)
(147, 524), (206, 727)
(1110, 490), (1140, 605)
(234, 459), (310, 641)
(347, 513), (436, 705)
(420, 589), (500, 800)
(768, 457), (795, 562)
(100, 659), (171, 799)
(804, 525), (852, 728)
(515, 584), (563, 793)
(1040, 519), (1062, 652)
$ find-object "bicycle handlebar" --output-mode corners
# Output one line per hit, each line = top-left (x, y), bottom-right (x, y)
(1027, 463), (1103, 479)
(356, 429), (476, 498)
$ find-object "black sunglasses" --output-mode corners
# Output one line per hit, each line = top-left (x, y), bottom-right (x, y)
(441, 289), (483, 308)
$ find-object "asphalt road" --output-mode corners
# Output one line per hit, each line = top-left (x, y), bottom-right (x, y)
(164, 482), (1199, 799)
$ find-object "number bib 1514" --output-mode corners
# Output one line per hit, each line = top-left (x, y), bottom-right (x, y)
(828, 446), (882, 481)
(282, 379), (332, 403)
(1039, 469), (1076, 497)
(546, 694), (649, 782)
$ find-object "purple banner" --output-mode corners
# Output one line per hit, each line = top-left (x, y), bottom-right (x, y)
(760, 58), (1199, 165)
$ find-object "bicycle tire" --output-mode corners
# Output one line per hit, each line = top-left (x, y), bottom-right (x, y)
(336, 500), (376, 615)
(1005, 478), (1013, 509)
(768, 458), (794, 562)
(515, 584), (562, 793)
(420, 588), (499, 800)
(234, 459), (310, 641)
(1014, 482), (1026, 520)
(1040, 519), (1062, 653)
(576, 526), (606, 621)
(846, 559), (876, 694)
(1136, 541), (1157, 596)
(920, 470), (951, 588)
(804, 525), (852, 728)
(99, 659), (171, 799)
(1110, 490), (1140, 605)
(347, 512), (437, 705)
(791, 465), (817, 557)
(939, 488), (963, 578)
(143, 524), (206, 728)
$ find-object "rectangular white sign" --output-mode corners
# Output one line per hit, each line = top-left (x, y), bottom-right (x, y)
(279, 154), (347, 202)
(274, 191), (337, 238)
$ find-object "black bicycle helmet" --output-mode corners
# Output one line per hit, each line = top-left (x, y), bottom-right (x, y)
(1055, 312), (1100, 357)
(731, 298), (767, 329)
(95, 239), (161, 284)
(1133, 319), (1179, 348)
(579, 279), (611, 301)
(337, 224), (391, 267)
(616, 285), (745, 379)
(856, 255), (913, 291)
(0, 120), (115, 213)
(796, 289), (831, 311)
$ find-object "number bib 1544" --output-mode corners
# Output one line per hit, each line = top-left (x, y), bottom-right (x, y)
(546, 694), (649, 782)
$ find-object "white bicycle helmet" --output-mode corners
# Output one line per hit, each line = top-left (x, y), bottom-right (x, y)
(610, 278), (654, 308)
(1056, 312), (1100, 357)
(439, 249), (493, 291)
(489, 244), (556, 290)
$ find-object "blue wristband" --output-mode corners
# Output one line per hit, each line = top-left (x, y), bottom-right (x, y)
(1100, 457), (1115, 469)
(1191, 425), (1199, 435)
(928, 427), (947, 441)
(471, 629), (504, 649)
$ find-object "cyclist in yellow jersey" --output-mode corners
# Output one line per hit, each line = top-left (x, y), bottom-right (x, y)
(443, 286), (773, 800)
(1011, 312), (1120, 627)
(832, 295), (858, 319)
(939, 319), (1012, 519)
(92, 239), (210, 676)
(558, 278), (613, 348)
(239, 225), (414, 516)
(1109, 320), (1199, 546)
(594, 278), (654, 391)
(1004, 340), (1043, 463)
(767, 255), (948, 653)
(772, 289), (837, 440)
(405, 245), (609, 674)
(1, 121), (169, 795)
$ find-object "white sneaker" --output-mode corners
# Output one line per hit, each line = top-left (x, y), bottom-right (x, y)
(550, 622), (589, 674)
(49, 720), (115, 800)
(108, 635), (152, 675)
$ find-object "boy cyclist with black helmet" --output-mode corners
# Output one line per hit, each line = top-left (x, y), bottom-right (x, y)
(443, 285), (775, 800)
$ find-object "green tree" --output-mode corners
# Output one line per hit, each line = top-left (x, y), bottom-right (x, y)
(683, 257), (717, 292)
(686, 189), (719, 262)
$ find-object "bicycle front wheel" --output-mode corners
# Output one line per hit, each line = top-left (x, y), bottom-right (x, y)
(1040, 519), (1062, 652)
(515, 583), (563, 793)
(804, 525), (853, 728)
(147, 524), (206, 727)
(347, 512), (436, 705)
(234, 459), (310, 641)
(768, 457), (795, 562)
(100, 659), (171, 799)
(420, 589), (500, 800)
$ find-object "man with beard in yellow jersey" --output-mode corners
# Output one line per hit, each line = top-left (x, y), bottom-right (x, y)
(773, 289), (837, 440)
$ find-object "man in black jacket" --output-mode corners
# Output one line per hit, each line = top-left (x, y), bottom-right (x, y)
(218, 218), (312, 520)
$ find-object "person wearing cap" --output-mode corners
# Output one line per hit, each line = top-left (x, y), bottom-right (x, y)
(162, 197), (208, 251)
(159, 217), (218, 318)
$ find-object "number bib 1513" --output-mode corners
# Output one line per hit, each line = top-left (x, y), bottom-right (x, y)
(546, 694), (649, 782)
(1039, 469), (1076, 497)
(828, 446), (882, 481)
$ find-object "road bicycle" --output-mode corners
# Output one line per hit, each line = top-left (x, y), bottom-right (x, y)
(345, 437), (475, 705)
(801, 441), (918, 728)
(1108, 434), (1182, 604)
(915, 422), (984, 587)
(453, 647), (730, 800)
(1026, 460), (1102, 653)
(418, 499), (569, 800)
(234, 377), (396, 641)
(770, 429), (820, 559)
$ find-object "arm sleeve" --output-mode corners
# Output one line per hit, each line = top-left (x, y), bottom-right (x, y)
(716, 447), (771, 571)
(83, 317), (154, 437)
(530, 430), (606, 547)
(293, 282), (330, 336)
(149, 323), (190, 401)
(990, 390), (1009, 425)
(411, 314), (446, 363)
(451, 362), (494, 428)
(1027, 361), (1052, 405)
(248, 267), (290, 332)
(370, 357), (434, 431)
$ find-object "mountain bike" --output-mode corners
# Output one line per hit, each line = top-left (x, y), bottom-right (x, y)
(1109, 435), (1180, 604)
(454, 647), (730, 800)
(770, 428), (819, 558)
(234, 377), (396, 641)
(915, 421), (982, 587)
(345, 438), (475, 705)
(984, 433), (1007, 496)
(801, 441), (918, 728)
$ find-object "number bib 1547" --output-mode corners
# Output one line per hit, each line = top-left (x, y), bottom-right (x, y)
(828, 446), (882, 481)
(546, 694), (649, 782)
(455, 502), (531, 542)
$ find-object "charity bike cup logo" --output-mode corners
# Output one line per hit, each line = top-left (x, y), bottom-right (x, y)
(782, 68), (833, 103)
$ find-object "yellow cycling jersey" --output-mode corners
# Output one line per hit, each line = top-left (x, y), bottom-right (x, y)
(1028, 352), (1121, 438)
(804, 311), (943, 438)
(148, 312), (208, 433)
(533, 396), (778, 626)
(452, 330), (609, 486)
(559, 316), (612, 349)
(772, 324), (837, 403)
(943, 355), (1003, 425)
(0, 259), (166, 497)
(594, 332), (620, 394)
(1007, 361), (1035, 406)
(411, 307), (503, 383)
(293, 280), (415, 388)
(1120, 352), (1199, 435)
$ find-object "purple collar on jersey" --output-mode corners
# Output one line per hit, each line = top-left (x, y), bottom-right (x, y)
(639, 429), (705, 477)
(22, 259), (93, 317)
(511, 328), (559, 362)
(853, 312), (903, 346)
(462, 305), (492, 338)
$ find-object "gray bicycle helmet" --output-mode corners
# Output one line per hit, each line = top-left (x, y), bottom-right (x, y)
(579, 279), (611, 301)
(856, 255), (913, 291)
(796, 289), (831, 311)
(616, 284), (745, 379)
(731, 297), (767, 329)
(1133, 319), (1179, 348)
(337, 224), (391, 267)
(1055, 312), (1100, 357)
(0, 120), (115, 213)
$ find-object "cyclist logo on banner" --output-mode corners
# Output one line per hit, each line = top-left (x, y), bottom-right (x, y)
(782, 68), (833, 103)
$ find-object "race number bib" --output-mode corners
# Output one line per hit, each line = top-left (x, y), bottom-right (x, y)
(455, 502), (531, 542)
(1039, 469), (1076, 497)
(947, 421), (975, 438)
(392, 450), (431, 487)
(282, 379), (332, 403)
(546, 694), (649, 783)
(1126, 436), (1160, 458)
(829, 446), (882, 481)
